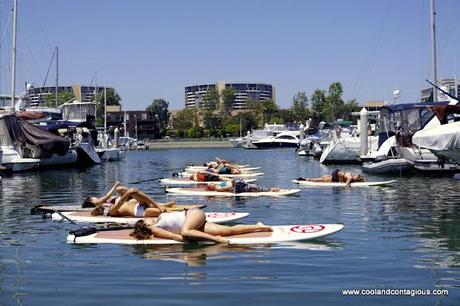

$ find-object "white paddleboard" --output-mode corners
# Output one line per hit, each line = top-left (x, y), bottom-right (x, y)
(67, 224), (344, 245)
(34, 204), (206, 213)
(166, 187), (301, 197)
(185, 166), (261, 172)
(160, 178), (256, 185)
(179, 171), (264, 178)
(292, 179), (397, 187)
(53, 211), (249, 225)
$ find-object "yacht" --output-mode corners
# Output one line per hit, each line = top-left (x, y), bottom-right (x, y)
(411, 104), (460, 165)
(362, 102), (460, 174)
(250, 131), (300, 148)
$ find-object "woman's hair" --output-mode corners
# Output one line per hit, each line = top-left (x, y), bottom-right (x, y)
(91, 206), (104, 216)
(130, 220), (153, 240)
(82, 197), (95, 208)
(354, 175), (365, 182)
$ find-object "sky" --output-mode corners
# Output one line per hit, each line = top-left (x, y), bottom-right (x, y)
(0, 0), (459, 110)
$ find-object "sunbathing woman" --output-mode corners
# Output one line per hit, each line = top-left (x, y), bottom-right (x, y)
(189, 171), (224, 182)
(84, 182), (176, 217)
(130, 207), (272, 244)
(206, 178), (280, 193)
(297, 169), (364, 186)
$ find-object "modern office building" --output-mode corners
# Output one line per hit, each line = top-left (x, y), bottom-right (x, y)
(185, 81), (275, 110)
(421, 79), (459, 102)
(25, 84), (114, 106)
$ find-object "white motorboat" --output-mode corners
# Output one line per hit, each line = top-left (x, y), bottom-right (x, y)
(319, 127), (378, 164)
(363, 102), (460, 174)
(251, 131), (300, 149)
(363, 157), (413, 174)
(411, 105), (460, 165)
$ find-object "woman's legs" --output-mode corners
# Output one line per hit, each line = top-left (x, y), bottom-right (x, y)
(203, 222), (272, 236)
(180, 209), (228, 243)
(307, 175), (332, 182)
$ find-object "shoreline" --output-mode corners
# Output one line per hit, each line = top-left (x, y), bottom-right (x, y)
(146, 140), (233, 149)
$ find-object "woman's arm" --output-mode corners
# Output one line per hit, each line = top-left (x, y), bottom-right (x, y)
(108, 187), (134, 215)
(150, 226), (183, 242)
(93, 181), (121, 205)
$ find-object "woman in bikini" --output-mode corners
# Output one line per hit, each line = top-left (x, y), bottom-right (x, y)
(84, 182), (176, 217)
(298, 169), (364, 186)
(206, 178), (280, 193)
(130, 207), (272, 244)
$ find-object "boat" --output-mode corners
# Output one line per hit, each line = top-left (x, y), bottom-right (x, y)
(362, 157), (414, 174)
(411, 104), (460, 165)
(250, 131), (300, 149)
(238, 123), (291, 148)
(362, 102), (460, 174)
(60, 101), (100, 164)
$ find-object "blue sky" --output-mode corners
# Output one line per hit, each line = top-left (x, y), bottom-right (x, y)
(1, 0), (459, 110)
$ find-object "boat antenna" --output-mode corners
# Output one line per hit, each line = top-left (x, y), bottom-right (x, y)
(425, 79), (460, 102)
(430, 0), (438, 102)
(10, 0), (17, 108)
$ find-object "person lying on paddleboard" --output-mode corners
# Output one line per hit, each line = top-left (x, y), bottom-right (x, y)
(297, 169), (364, 186)
(189, 171), (233, 182)
(130, 206), (272, 244)
(84, 182), (176, 217)
(206, 178), (280, 193)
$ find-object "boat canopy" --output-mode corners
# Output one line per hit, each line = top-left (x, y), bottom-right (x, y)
(377, 102), (449, 149)
(1, 114), (70, 158)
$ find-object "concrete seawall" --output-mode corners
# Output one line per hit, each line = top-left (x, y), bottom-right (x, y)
(146, 140), (233, 149)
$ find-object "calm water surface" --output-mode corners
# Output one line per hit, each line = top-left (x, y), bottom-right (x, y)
(1, 148), (460, 305)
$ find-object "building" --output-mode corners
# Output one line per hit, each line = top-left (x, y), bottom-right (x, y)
(185, 81), (275, 110)
(26, 85), (114, 106)
(421, 79), (460, 102)
(106, 110), (159, 140)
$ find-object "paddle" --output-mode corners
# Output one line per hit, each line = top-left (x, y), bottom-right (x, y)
(128, 177), (163, 184)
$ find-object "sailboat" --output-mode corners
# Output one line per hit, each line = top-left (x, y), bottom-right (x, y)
(95, 86), (126, 161)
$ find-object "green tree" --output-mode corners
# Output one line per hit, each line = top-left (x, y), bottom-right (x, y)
(202, 89), (220, 112)
(147, 98), (170, 138)
(171, 108), (195, 131)
(95, 88), (121, 125)
(310, 89), (326, 121)
(221, 88), (235, 114)
(324, 82), (345, 122)
(247, 100), (265, 128)
(342, 99), (361, 121)
(262, 98), (278, 123)
(291, 91), (310, 123)
(44, 91), (75, 107)
(277, 109), (296, 124)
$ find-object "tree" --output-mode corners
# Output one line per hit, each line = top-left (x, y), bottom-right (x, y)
(95, 88), (121, 124)
(247, 100), (265, 128)
(147, 98), (170, 138)
(291, 91), (309, 123)
(310, 89), (326, 121)
(262, 98), (278, 123)
(171, 108), (195, 131)
(44, 91), (75, 107)
(324, 82), (345, 121)
(202, 89), (220, 112)
(221, 88), (235, 114)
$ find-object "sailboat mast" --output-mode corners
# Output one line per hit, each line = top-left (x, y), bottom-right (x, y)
(10, 0), (17, 108)
(104, 85), (107, 133)
(430, 0), (438, 102)
(55, 46), (58, 107)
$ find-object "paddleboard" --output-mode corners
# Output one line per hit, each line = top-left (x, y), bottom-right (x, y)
(179, 171), (264, 178)
(160, 178), (256, 185)
(52, 211), (249, 225)
(185, 166), (261, 172)
(32, 204), (206, 214)
(291, 179), (397, 187)
(67, 224), (344, 245)
(166, 187), (301, 197)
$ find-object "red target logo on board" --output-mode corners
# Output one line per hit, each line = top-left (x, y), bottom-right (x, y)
(206, 212), (236, 218)
(290, 225), (325, 233)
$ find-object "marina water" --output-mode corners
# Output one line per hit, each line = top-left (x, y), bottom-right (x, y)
(1, 148), (459, 305)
